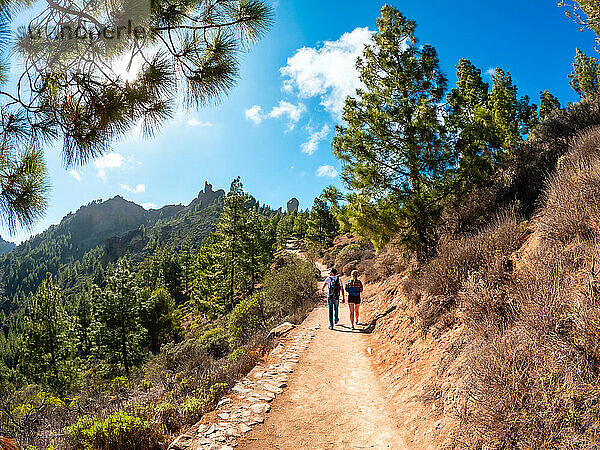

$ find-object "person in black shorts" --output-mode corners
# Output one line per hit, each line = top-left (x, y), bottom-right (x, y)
(345, 270), (364, 330)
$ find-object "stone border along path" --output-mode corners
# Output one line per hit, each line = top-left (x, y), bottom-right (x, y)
(169, 322), (319, 450)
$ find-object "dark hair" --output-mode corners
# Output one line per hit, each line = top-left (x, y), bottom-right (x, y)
(330, 268), (337, 275)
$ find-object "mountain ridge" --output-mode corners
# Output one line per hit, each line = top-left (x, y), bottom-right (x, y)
(0, 181), (228, 310)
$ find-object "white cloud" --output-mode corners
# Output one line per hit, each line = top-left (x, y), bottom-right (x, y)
(245, 102), (305, 130)
(187, 118), (213, 127)
(316, 164), (338, 178)
(120, 183), (146, 193)
(485, 67), (497, 77)
(69, 169), (81, 182)
(301, 124), (330, 155)
(141, 202), (157, 210)
(127, 155), (143, 166)
(245, 105), (264, 124)
(94, 152), (124, 179)
(267, 101), (306, 130)
(280, 27), (373, 115)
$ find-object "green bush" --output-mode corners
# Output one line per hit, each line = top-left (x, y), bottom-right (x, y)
(198, 327), (229, 358)
(154, 402), (181, 433)
(206, 382), (228, 404)
(227, 295), (264, 345)
(262, 255), (319, 318)
(64, 410), (166, 450)
(151, 338), (206, 373)
(228, 347), (246, 362)
(181, 382), (228, 423)
(181, 396), (207, 423)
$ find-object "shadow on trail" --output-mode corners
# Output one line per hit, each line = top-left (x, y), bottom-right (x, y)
(334, 325), (356, 333)
(358, 305), (397, 334)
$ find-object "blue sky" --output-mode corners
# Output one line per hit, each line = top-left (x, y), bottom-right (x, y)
(4, 0), (598, 243)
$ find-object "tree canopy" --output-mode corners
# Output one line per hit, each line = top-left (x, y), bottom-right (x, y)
(333, 6), (449, 254)
(331, 6), (548, 254)
(0, 0), (273, 232)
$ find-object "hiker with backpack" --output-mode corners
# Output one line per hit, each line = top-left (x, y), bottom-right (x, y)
(321, 268), (345, 329)
(345, 270), (364, 330)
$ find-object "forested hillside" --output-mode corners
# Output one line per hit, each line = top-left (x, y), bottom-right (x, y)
(0, 176), (328, 448)
(0, 182), (226, 313)
(0, 238), (15, 256)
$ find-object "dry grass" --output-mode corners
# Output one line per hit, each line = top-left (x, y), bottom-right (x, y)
(449, 129), (600, 448)
(406, 212), (523, 333)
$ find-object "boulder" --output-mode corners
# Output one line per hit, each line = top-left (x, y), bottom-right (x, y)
(268, 322), (295, 339)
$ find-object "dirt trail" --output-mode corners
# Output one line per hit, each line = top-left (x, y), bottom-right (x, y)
(237, 261), (409, 449)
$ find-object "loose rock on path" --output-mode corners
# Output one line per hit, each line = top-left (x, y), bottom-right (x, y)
(169, 323), (318, 450)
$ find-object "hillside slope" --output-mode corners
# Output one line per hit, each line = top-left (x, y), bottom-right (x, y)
(0, 237), (14, 256)
(0, 182), (226, 310)
(337, 127), (600, 448)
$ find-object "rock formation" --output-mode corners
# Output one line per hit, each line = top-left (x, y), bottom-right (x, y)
(287, 198), (299, 213)
(196, 181), (226, 208)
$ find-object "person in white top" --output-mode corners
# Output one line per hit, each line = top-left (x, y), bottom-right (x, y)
(321, 268), (345, 329)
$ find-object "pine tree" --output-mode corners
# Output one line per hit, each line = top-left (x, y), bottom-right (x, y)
(246, 212), (273, 294)
(0, 1), (273, 232)
(569, 48), (600, 98)
(292, 212), (309, 237)
(306, 197), (339, 248)
(446, 60), (539, 211)
(21, 273), (78, 391)
(212, 177), (252, 309)
(140, 285), (180, 354)
(539, 90), (562, 119)
(275, 213), (295, 246)
(93, 258), (145, 376)
(137, 245), (183, 302)
(487, 69), (538, 154)
(333, 6), (450, 254)
(75, 289), (94, 356)
(178, 238), (197, 292)
(190, 241), (222, 316)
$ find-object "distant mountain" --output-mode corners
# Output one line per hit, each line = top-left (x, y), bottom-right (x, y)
(0, 182), (226, 310)
(0, 237), (15, 256)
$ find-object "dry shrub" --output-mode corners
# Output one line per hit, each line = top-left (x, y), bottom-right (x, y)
(334, 240), (374, 272)
(321, 246), (338, 269)
(341, 260), (358, 276)
(459, 276), (516, 336)
(373, 253), (401, 279)
(366, 240), (409, 281)
(358, 259), (379, 283)
(540, 127), (600, 244)
(455, 245), (600, 448)
(411, 213), (522, 332)
(452, 132), (600, 448)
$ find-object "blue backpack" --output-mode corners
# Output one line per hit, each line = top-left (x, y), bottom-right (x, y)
(346, 280), (361, 297)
